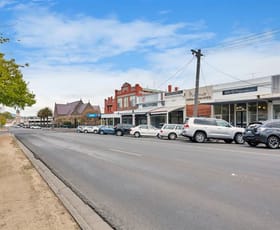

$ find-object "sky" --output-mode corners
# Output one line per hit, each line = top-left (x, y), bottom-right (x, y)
(1, 0), (280, 116)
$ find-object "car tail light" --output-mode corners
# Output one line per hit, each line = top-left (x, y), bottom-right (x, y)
(160, 130), (163, 133)
(184, 124), (189, 128)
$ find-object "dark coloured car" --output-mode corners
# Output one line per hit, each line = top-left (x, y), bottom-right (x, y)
(243, 119), (280, 149)
(114, 124), (134, 136)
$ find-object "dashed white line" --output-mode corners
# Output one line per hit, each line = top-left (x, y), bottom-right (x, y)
(109, 148), (142, 157)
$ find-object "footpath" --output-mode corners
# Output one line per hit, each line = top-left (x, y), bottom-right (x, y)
(0, 130), (80, 230)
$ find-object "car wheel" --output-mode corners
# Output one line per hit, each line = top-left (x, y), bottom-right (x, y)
(116, 130), (122, 136)
(194, 131), (206, 143)
(134, 132), (141, 138)
(224, 139), (232, 144)
(100, 130), (104, 135)
(234, 133), (244, 144)
(84, 130), (88, 133)
(247, 141), (258, 147)
(94, 130), (98, 134)
(168, 133), (177, 140)
(266, 135), (280, 149)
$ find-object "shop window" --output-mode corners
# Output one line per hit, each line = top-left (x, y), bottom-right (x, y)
(236, 103), (246, 111)
(214, 104), (222, 117)
(229, 104), (234, 125)
(248, 102), (257, 123)
(273, 104), (280, 119)
(257, 101), (268, 121)
(222, 104), (229, 122)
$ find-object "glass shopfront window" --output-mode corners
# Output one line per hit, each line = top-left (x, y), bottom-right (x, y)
(214, 104), (222, 118)
(258, 101), (268, 121)
(248, 102), (257, 123)
(273, 104), (280, 119)
(236, 103), (246, 127)
(229, 104), (234, 125)
(222, 104), (229, 122)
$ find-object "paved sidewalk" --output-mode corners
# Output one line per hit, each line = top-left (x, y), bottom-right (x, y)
(0, 131), (80, 230)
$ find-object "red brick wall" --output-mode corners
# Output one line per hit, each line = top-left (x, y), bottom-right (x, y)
(186, 104), (211, 117)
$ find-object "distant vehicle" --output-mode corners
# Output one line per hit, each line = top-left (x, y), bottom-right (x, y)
(130, 125), (160, 138)
(182, 117), (245, 144)
(98, 125), (115, 135)
(158, 124), (184, 140)
(76, 125), (85, 133)
(243, 119), (280, 149)
(114, 124), (134, 136)
(30, 125), (41, 129)
(83, 125), (99, 134)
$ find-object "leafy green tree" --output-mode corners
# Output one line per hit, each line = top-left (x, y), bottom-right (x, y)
(0, 53), (36, 110)
(37, 107), (53, 127)
(1, 35), (35, 110)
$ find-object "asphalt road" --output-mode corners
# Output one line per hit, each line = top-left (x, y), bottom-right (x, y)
(13, 128), (280, 230)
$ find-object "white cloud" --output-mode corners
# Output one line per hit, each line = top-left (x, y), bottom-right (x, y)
(11, 5), (213, 65)
(3, 3), (280, 117)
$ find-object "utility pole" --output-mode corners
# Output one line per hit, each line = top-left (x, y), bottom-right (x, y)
(191, 49), (203, 117)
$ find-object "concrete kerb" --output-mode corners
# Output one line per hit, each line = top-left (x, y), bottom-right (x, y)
(13, 135), (113, 230)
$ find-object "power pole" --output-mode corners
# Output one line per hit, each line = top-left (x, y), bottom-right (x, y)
(191, 49), (203, 117)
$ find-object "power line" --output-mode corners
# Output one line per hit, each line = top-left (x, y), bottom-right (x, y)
(203, 59), (277, 90)
(203, 28), (280, 53)
(157, 56), (194, 89)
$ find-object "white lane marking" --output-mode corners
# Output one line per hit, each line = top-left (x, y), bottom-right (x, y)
(109, 148), (142, 157)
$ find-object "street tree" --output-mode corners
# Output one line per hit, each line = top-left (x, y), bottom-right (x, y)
(0, 53), (36, 110)
(37, 107), (53, 127)
(0, 35), (35, 110)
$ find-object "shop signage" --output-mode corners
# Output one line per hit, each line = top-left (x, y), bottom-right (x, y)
(222, 86), (257, 95)
(87, 113), (101, 118)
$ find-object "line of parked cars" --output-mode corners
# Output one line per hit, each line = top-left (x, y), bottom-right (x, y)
(76, 117), (280, 149)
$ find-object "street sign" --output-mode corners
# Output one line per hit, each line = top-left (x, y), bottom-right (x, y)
(87, 113), (101, 118)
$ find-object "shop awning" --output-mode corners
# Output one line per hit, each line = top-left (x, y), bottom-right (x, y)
(150, 106), (184, 115)
(101, 113), (121, 119)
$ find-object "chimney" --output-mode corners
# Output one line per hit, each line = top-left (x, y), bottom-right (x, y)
(174, 86), (179, 91)
(168, 85), (172, 92)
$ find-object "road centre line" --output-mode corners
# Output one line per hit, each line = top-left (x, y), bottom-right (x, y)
(109, 148), (142, 157)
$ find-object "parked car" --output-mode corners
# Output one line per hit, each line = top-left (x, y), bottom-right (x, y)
(181, 117), (245, 144)
(114, 124), (134, 136)
(30, 125), (41, 129)
(243, 119), (280, 149)
(83, 125), (100, 134)
(98, 125), (115, 135)
(158, 124), (184, 140)
(76, 125), (85, 133)
(130, 125), (160, 138)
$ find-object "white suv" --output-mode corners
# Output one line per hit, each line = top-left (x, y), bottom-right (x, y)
(181, 117), (245, 144)
(158, 124), (184, 140)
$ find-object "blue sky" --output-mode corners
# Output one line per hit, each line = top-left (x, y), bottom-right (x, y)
(1, 0), (280, 115)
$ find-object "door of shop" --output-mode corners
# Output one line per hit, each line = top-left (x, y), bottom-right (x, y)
(236, 111), (246, 127)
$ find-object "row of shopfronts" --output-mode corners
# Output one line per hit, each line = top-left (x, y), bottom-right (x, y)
(101, 74), (280, 128)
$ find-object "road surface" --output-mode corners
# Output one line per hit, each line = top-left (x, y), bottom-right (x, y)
(13, 128), (280, 230)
